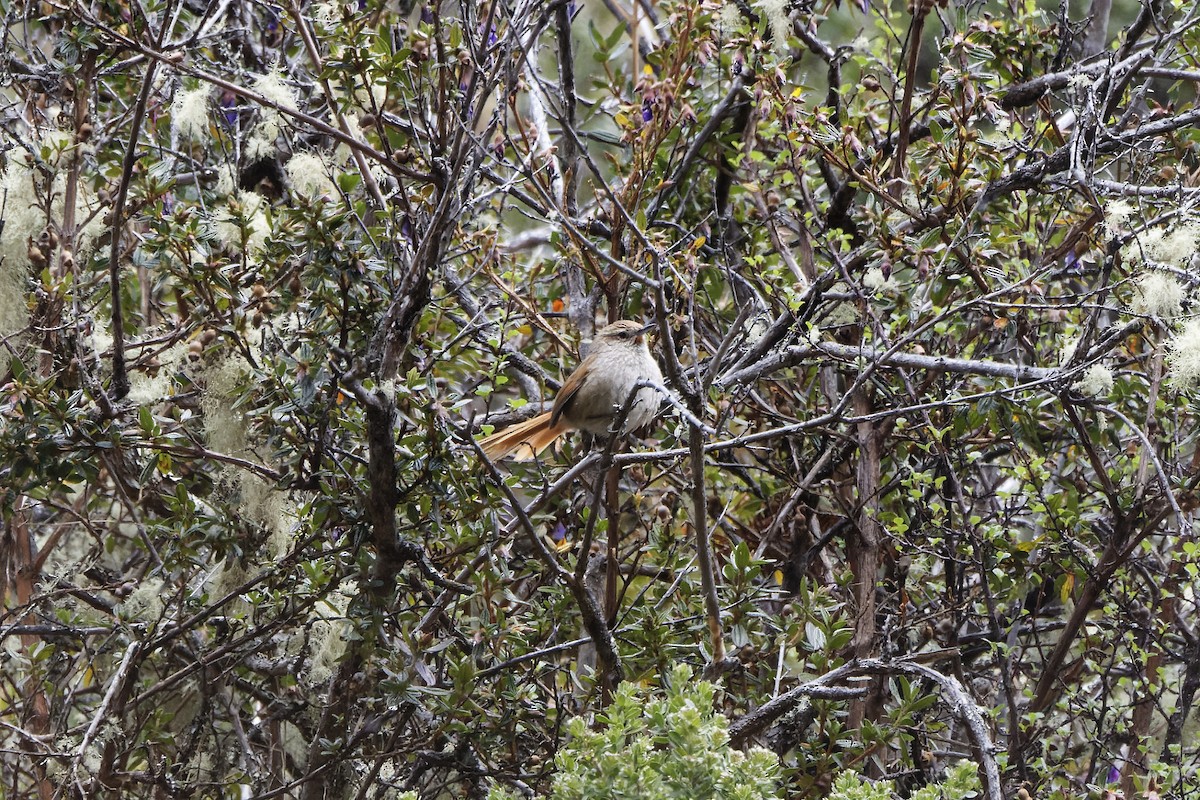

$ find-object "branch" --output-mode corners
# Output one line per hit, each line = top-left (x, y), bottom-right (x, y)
(719, 340), (1062, 387)
(105, 57), (162, 399)
(648, 73), (748, 219)
(1115, 0), (1164, 61)
(1097, 402), (1190, 538)
(72, 641), (140, 786)
(730, 658), (1003, 800)
(690, 412), (727, 670)
(728, 660), (864, 746)
(1092, 178), (1200, 197)
(465, 432), (623, 685)
(1082, 0), (1113, 58)
(1027, 509), (1168, 715)
(1000, 47), (1152, 109)
(285, 0), (386, 208)
(45, 7), (435, 184)
(890, 3), (930, 189)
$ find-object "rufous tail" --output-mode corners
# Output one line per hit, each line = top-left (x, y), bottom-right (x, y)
(478, 412), (570, 461)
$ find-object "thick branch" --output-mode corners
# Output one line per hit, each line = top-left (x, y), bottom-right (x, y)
(1000, 47), (1152, 109)
(720, 341), (1062, 387)
(690, 416), (726, 669)
(730, 658), (1003, 800)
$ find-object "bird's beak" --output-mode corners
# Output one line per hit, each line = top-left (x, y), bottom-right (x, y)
(638, 321), (657, 335)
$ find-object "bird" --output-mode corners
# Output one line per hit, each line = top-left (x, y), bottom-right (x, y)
(478, 320), (664, 460)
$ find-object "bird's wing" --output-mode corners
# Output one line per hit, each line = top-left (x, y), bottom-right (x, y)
(550, 370), (588, 427)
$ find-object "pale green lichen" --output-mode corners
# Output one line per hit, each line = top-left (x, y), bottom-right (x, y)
(1132, 271), (1186, 318)
(171, 85), (213, 142)
(286, 152), (335, 198)
(118, 577), (167, 622)
(862, 267), (899, 294)
(127, 339), (188, 406)
(199, 354), (248, 456)
(1104, 199), (1135, 231)
(1073, 363), (1114, 397)
(1168, 318), (1200, 389)
(1126, 220), (1200, 268)
(756, 0), (791, 52)
(306, 592), (352, 685)
(245, 69), (296, 160)
(716, 3), (742, 34)
(210, 190), (270, 258)
(0, 148), (101, 373)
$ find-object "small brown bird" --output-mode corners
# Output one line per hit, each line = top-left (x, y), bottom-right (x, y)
(479, 320), (664, 460)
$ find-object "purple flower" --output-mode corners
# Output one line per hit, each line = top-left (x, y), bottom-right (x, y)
(641, 103), (653, 123)
(220, 92), (238, 126)
(1106, 764), (1121, 784)
(420, 5), (433, 23)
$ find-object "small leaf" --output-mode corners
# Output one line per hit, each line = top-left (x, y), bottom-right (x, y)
(1060, 573), (1075, 603)
(805, 621), (826, 650)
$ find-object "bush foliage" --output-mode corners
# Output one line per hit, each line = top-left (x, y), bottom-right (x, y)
(3, 0), (1200, 797)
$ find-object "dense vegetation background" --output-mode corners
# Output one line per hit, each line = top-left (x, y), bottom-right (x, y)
(3, 0), (1200, 796)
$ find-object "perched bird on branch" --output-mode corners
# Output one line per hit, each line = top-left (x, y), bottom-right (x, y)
(479, 320), (664, 460)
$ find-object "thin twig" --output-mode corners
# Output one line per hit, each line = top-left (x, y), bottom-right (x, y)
(105, 59), (162, 399)
(72, 641), (141, 781)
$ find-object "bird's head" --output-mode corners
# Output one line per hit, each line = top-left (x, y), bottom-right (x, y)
(597, 319), (656, 347)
